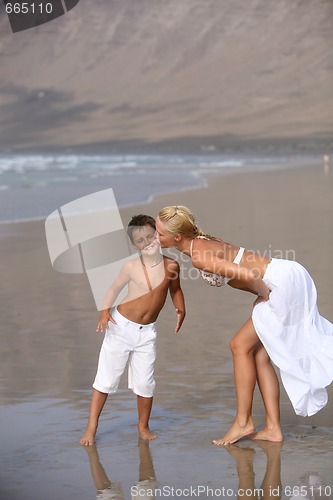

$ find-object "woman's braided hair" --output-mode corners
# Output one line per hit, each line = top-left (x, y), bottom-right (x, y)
(158, 205), (219, 240)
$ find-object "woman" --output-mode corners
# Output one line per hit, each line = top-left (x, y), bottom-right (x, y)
(155, 205), (333, 446)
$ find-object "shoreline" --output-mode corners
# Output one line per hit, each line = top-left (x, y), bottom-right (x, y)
(0, 157), (322, 226)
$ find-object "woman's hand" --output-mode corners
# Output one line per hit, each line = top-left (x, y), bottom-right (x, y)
(253, 293), (270, 308)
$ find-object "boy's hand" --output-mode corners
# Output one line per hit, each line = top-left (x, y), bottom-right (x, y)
(174, 308), (185, 334)
(96, 309), (116, 333)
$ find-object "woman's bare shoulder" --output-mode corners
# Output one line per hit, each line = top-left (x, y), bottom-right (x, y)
(192, 237), (225, 259)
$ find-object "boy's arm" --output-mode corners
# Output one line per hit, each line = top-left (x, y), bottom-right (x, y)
(168, 261), (186, 334)
(96, 262), (131, 332)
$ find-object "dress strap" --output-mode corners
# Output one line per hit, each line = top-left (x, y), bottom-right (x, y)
(190, 235), (208, 257)
(189, 239), (195, 257)
(233, 247), (245, 265)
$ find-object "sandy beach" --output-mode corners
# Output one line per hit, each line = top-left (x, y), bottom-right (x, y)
(0, 162), (332, 500)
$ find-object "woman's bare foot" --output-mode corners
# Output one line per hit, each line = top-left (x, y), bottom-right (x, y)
(80, 426), (96, 446)
(212, 419), (255, 446)
(138, 426), (157, 440)
(250, 427), (283, 442)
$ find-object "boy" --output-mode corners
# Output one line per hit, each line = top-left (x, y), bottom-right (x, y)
(80, 214), (185, 445)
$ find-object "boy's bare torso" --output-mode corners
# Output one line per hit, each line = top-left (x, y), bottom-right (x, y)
(117, 256), (177, 324)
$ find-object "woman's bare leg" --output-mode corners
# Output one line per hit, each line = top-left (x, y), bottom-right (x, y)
(251, 346), (283, 442)
(213, 318), (261, 446)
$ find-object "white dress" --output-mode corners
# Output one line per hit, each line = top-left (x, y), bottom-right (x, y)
(252, 258), (333, 417)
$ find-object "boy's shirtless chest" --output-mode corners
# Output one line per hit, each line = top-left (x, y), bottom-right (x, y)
(128, 265), (169, 295)
(119, 261), (173, 322)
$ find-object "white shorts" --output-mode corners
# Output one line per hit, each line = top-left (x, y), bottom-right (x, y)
(93, 308), (157, 398)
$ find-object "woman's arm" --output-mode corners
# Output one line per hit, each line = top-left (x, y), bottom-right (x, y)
(192, 249), (270, 300)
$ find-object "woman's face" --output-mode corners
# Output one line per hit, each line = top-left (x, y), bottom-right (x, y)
(155, 217), (176, 248)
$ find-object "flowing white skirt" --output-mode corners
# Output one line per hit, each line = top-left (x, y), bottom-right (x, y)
(252, 258), (333, 416)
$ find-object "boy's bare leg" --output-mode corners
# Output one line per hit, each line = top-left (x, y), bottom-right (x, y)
(251, 346), (283, 442)
(137, 396), (157, 440)
(80, 388), (108, 446)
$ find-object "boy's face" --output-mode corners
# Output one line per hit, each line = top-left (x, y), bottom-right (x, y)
(131, 225), (159, 254)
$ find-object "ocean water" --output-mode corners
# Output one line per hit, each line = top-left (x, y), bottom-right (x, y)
(0, 153), (315, 223)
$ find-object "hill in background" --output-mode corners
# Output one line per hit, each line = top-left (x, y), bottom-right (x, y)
(0, 0), (332, 153)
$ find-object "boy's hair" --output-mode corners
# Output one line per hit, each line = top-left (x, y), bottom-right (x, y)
(127, 214), (156, 243)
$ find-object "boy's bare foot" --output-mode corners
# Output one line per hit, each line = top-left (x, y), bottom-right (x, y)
(212, 419), (255, 446)
(138, 426), (157, 440)
(80, 427), (96, 446)
(249, 427), (283, 442)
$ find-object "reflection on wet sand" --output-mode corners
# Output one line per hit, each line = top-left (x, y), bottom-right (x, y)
(84, 444), (124, 499)
(226, 442), (331, 500)
(83, 438), (157, 500)
(291, 472), (332, 500)
(226, 442), (283, 499)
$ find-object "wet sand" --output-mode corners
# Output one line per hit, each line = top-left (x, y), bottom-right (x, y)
(0, 162), (332, 499)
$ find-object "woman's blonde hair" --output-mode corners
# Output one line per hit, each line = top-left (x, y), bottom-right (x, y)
(158, 205), (218, 240)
